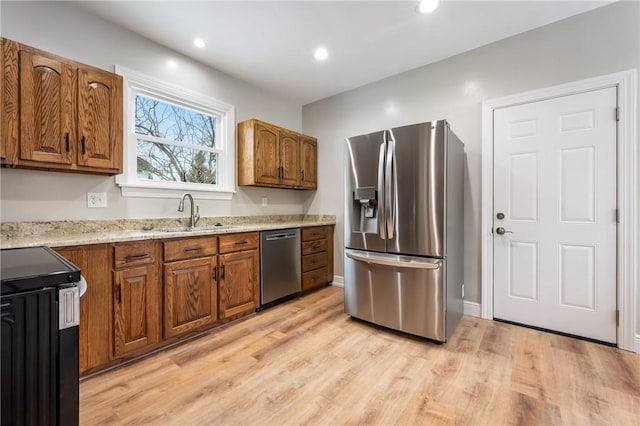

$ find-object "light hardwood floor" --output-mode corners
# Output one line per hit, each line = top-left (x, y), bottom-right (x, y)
(80, 286), (640, 425)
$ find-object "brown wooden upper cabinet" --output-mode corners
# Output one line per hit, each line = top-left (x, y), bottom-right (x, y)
(1, 38), (122, 174)
(237, 119), (317, 189)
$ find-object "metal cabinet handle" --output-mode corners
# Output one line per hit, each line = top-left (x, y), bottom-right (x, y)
(213, 266), (217, 281)
(221, 264), (225, 279)
(65, 133), (70, 152)
(81, 135), (86, 155)
(495, 227), (513, 235)
(116, 283), (122, 304)
(301, 170), (305, 181)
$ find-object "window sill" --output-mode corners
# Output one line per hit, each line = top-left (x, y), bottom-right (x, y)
(116, 181), (235, 200)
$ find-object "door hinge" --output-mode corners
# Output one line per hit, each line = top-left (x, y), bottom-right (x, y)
(616, 309), (619, 326)
(615, 208), (620, 223)
(616, 106), (620, 122)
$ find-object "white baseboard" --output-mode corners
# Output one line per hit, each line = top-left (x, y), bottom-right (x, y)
(331, 275), (344, 287)
(464, 301), (481, 318)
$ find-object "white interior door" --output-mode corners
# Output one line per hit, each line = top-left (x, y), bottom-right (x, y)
(493, 87), (617, 344)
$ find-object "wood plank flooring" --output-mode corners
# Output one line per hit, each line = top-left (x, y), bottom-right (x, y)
(80, 286), (640, 425)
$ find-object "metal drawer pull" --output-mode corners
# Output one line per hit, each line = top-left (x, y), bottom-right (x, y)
(234, 240), (248, 245)
(184, 247), (203, 252)
(346, 251), (441, 270)
(125, 253), (149, 261)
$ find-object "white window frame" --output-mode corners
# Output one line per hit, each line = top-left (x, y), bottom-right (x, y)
(115, 66), (236, 200)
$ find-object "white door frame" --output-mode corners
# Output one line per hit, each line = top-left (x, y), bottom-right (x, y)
(481, 70), (638, 352)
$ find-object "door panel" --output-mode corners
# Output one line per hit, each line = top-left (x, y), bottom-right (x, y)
(387, 121), (445, 257)
(113, 265), (159, 356)
(344, 131), (386, 253)
(19, 51), (74, 165)
(254, 122), (279, 185)
(219, 250), (259, 318)
(77, 68), (121, 170)
(163, 257), (217, 338)
(280, 129), (300, 186)
(493, 87), (617, 343)
(299, 136), (317, 188)
(344, 249), (445, 341)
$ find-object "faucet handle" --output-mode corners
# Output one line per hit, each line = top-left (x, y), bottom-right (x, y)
(194, 205), (201, 226)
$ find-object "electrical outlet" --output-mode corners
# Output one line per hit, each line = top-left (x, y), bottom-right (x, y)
(87, 192), (107, 208)
(262, 197), (268, 207)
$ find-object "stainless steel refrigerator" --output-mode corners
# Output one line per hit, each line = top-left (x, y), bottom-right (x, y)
(344, 119), (464, 342)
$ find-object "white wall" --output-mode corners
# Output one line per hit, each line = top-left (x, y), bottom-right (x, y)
(302, 0), (639, 318)
(0, 1), (310, 221)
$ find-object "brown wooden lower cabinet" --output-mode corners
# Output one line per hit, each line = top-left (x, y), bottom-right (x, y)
(163, 256), (218, 339)
(300, 225), (334, 292)
(111, 241), (160, 359)
(54, 244), (112, 375)
(52, 227), (330, 375)
(113, 265), (160, 357)
(218, 250), (259, 319)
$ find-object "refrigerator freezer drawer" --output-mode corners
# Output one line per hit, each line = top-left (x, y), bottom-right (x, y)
(344, 249), (445, 342)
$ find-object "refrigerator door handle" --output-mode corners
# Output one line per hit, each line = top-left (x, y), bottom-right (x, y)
(346, 250), (442, 270)
(385, 133), (395, 239)
(377, 141), (386, 239)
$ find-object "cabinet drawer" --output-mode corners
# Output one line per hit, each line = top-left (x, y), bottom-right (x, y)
(219, 232), (259, 254)
(302, 238), (327, 256)
(302, 267), (328, 291)
(302, 252), (328, 273)
(114, 241), (155, 268)
(302, 226), (327, 241)
(164, 236), (217, 262)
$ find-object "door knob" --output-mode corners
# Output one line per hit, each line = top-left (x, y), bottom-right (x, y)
(495, 227), (513, 235)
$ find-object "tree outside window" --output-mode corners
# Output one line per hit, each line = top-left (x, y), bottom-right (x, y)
(134, 95), (220, 185)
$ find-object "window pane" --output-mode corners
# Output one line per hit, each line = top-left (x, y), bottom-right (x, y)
(135, 95), (216, 148)
(136, 139), (218, 184)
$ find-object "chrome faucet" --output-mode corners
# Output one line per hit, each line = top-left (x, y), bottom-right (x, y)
(178, 193), (200, 228)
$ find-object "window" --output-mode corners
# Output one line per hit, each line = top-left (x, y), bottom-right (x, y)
(115, 66), (235, 199)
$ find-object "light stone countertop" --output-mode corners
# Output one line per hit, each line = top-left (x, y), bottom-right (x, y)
(0, 215), (335, 249)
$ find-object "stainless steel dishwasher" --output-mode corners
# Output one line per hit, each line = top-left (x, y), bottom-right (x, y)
(260, 228), (301, 308)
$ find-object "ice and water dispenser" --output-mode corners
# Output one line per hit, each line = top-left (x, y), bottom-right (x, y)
(352, 186), (378, 233)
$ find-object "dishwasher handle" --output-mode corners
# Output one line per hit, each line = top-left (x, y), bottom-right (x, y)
(265, 232), (298, 241)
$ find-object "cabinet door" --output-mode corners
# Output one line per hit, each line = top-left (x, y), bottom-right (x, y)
(19, 50), (75, 165)
(279, 129), (300, 187)
(77, 67), (122, 171)
(299, 136), (317, 189)
(254, 122), (280, 185)
(1, 39), (6, 163)
(113, 265), (159, 357)
(218, 250), (259, 319)
(55, 245), (112, 375)
(164, 257), (217, 338)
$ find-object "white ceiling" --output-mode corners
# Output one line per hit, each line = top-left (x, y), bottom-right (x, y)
(76, 1), (612, 105)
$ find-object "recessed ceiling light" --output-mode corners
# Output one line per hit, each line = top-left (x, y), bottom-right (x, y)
(314, 47), (329, 61)
(417, 0), (439, 14)
(193, 38), (206, 48)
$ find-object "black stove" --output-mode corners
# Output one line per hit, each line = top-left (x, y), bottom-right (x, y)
(1, 246), (82, 426)
(1, 246), (81, 294)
